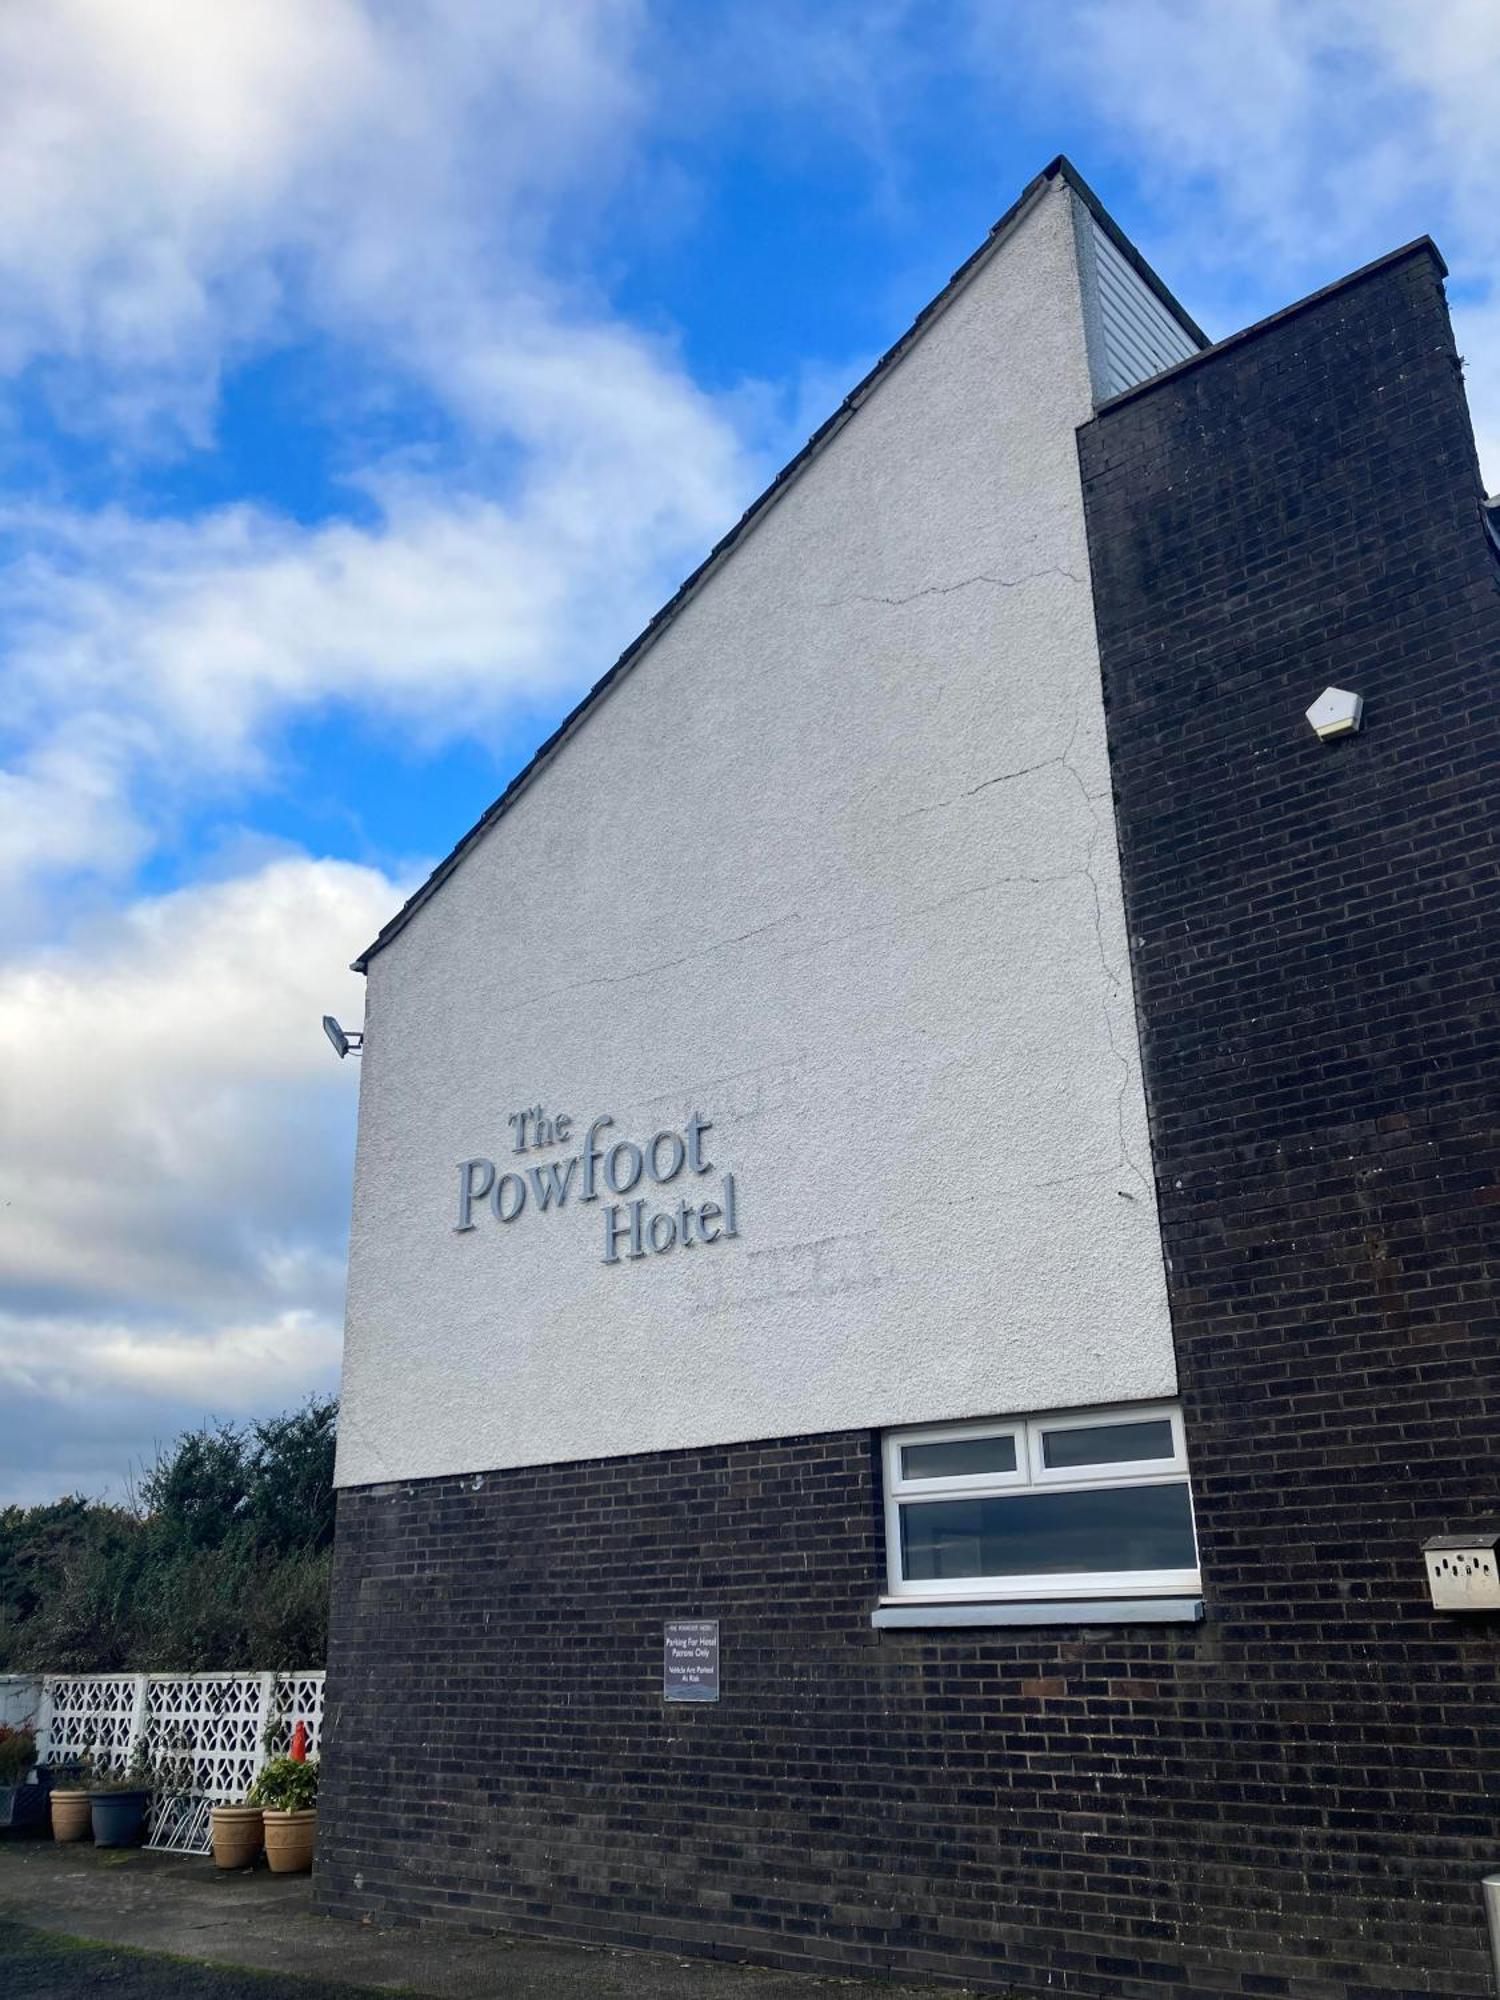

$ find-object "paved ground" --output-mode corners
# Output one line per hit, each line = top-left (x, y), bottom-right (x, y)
(0, 1841), (968, 1998)
(3, 1918), (415, 1999)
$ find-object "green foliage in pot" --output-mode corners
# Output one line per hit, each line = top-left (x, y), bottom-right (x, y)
(249, 1755), (318, 1813)
(85, 1746), (154, 1794)
(0, 1723), (36, 1784)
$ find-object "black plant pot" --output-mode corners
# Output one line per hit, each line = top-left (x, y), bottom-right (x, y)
(0, 1781), (47, 1834)
(89, 1790), (151, 1847)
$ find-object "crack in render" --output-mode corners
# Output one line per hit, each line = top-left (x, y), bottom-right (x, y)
(894, 695), (1151, 1202)
(1057, 707), (1153, 1201)
(764, 865), (1098, 973)
(897, 750), (1074, 823)
(909, 1158), (1153, 1209)
(889, 695), (1150, 1198)
(820, 565), (1084, 611)
(477, 914), (801, 1027)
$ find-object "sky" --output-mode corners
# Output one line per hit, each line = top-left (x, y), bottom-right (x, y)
(2, 0), (1498, 1507)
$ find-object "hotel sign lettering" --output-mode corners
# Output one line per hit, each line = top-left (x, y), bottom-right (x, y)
(453, 1107), (738, 1266)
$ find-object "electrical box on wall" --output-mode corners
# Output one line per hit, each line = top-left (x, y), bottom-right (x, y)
(1422, 1527), (1500, 1611)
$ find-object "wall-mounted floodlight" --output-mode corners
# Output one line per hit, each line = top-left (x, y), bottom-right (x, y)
(323, 1015), (364, 1060)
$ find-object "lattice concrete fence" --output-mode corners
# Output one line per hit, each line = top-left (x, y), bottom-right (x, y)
(35, 1670), (324, 1855)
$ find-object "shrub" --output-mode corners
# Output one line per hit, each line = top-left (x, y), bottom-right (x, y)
(249, 1755), (318, 1813)
(0, 1400), (337, 1672)
(0, 1724), (35, 1784)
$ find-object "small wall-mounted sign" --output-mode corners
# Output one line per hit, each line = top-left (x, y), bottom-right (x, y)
(663, 1619), (720, 1702)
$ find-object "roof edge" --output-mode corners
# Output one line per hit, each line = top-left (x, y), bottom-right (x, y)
(352, 157), (1190, 973)
(352, 163), (1076, 972)
(1044, 155), (1209, 350)
(1089, 236), (1448, 419)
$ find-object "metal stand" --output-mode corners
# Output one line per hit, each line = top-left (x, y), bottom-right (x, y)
(1482, 1875), (1500, 1991)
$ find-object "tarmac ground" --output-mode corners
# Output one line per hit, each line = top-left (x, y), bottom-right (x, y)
(0, 1839), (970, 1999)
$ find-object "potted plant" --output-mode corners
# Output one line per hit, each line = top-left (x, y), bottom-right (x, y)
(49, 1746), (95, 1844)
(209, 1796), (265, 1869)
(249, 1748), (318, 1873)
(0, 1724), (45, 1835)
(86, 1748), (154, 1848)
(34, 1756), (84, 1793)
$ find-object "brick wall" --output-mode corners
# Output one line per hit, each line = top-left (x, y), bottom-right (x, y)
(316, 248), (1500, 1996)
(319, 1435), (1227, 1995)
(1076, 244), (1500, 1994)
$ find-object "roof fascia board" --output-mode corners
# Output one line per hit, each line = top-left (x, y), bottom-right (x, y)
(352, 168), (1069, 972)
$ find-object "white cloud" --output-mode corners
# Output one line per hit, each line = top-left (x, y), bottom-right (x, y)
(0, 3), (759, 927)
(0, 0), (371, 431)
(0, 850), (398, 1496)
(0, 394), (745, 923)
(0, 854), (395, 1323)
(0, 0), (647, 433)
(0, 1304), (347, 1505)
(973, 0), (1500, 478)
(0, 1308), (342, 1414)
(0, 3), (768, 1496)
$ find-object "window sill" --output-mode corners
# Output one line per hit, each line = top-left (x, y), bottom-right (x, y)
(871, 1596), (1204, 1630)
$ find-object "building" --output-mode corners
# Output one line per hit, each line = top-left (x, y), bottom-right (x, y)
(315, 159), (1500, 1997)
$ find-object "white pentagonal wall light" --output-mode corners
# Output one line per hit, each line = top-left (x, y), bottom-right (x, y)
(1306, 687), (1364, 741)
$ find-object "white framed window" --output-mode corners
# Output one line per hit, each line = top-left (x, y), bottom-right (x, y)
(881, 1402), (1199, 1603)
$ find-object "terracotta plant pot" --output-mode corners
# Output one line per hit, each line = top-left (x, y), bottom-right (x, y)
(210, 1804), (264, 1870)
(49, 1789), (92, 1842)
(261, 1807), (316, 1873)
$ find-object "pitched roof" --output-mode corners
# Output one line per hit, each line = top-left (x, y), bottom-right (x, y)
(353, 156), (1199, 972)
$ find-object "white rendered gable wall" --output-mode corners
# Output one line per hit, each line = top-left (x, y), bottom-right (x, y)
(335, 181), (1178, 1489)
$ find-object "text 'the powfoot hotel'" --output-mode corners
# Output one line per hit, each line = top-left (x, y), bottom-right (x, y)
(314, 159), (1500, 1998)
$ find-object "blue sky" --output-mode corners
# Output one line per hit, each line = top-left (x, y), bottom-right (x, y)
(2, 0), (1497, 1505)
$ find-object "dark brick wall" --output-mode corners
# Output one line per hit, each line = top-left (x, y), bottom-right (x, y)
(1075, 244), (1500, 1994)
(318, 1434), (1227, 1996)
(316, 249), (1500, 1997)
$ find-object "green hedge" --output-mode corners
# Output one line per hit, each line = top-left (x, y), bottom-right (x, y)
(0, 1400), (336, 1671)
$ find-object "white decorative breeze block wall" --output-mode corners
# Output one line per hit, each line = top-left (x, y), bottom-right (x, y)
(36, 1670), (324, 1855)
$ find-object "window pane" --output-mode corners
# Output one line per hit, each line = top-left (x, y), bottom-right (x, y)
(1040, 1418), (1175, 1469)
(900, 1434), (1017, 1480)
(899, 1482), (1195, 1581)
